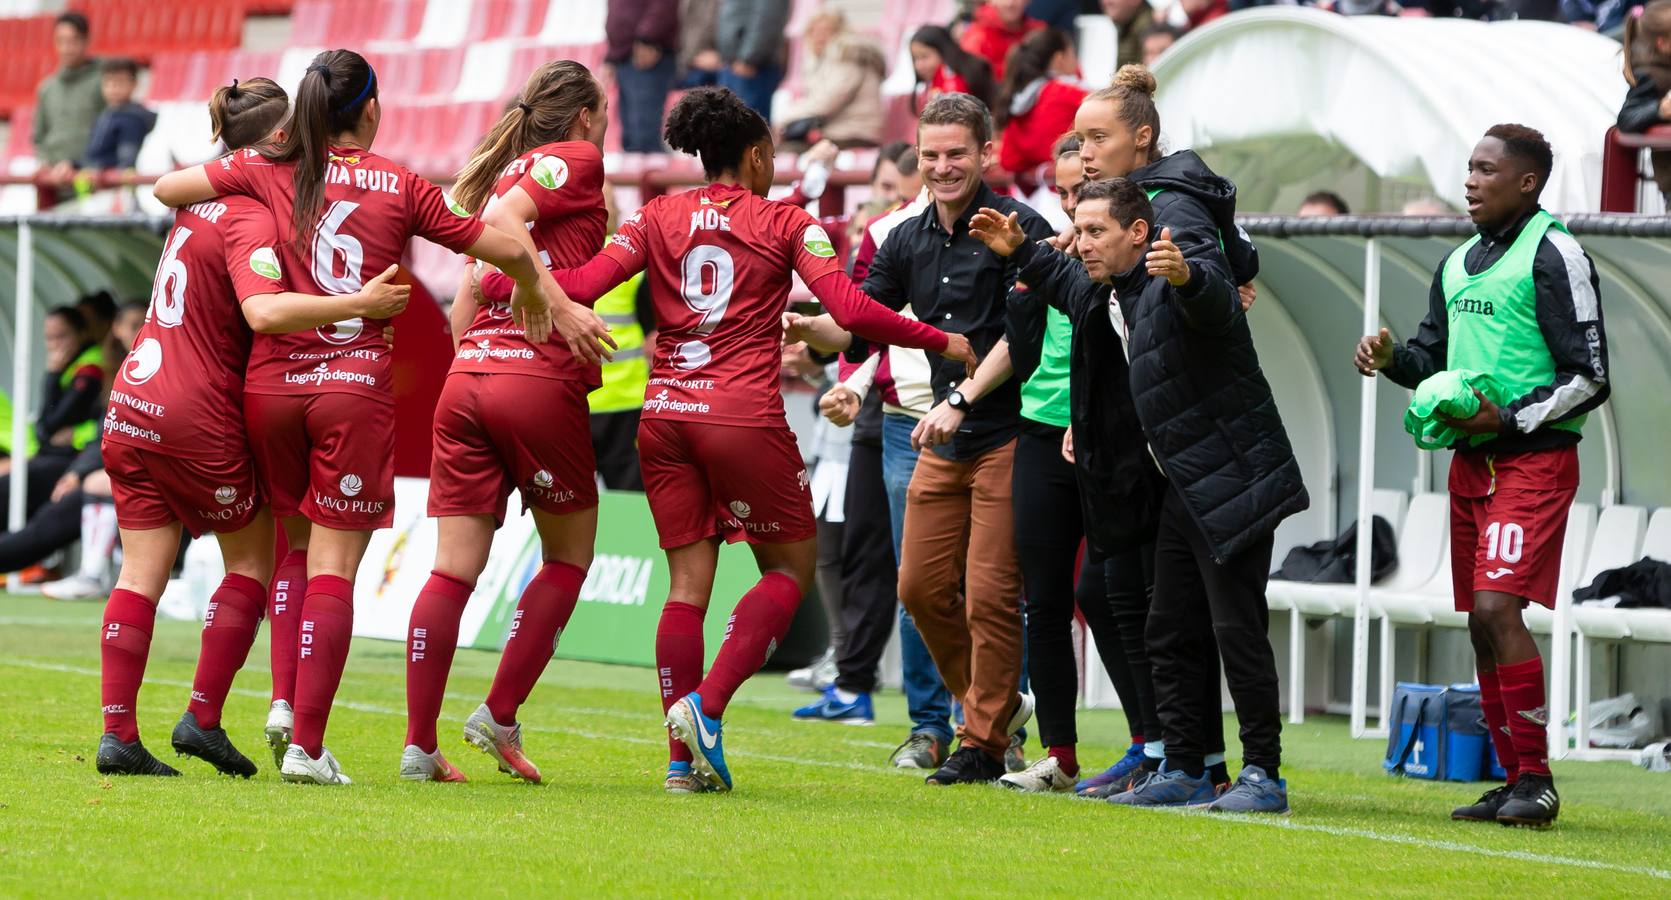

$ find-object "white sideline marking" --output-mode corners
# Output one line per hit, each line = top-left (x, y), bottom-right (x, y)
(12, 656), (1668, 883)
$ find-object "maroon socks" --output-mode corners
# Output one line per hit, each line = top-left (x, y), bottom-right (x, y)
(403, 571), (474, 753)
(1496, 656), (1551, 778)
(100, 589), (157, 742)
(267, 549), (307, 704)
(290, 575), (355, 758)
(186, 574), (266, 729)
(656, 601), (707, 763)
(695, 573), (801, 718)
(484, 561), (585, 725)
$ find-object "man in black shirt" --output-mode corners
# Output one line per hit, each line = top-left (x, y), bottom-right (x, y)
(836, 94), (1055, 785)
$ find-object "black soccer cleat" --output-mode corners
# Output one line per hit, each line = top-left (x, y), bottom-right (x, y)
(1496, 773), (1560, 829)
(1451, 784), (1512, 822)
(171, 711), (257, 778)
(925, 745), (1005, 786)
(96, 733), (182, 777)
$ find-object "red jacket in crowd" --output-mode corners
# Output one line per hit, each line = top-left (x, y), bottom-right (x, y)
(959, 4), (1043, 80)
(999, 77), (1089, 176)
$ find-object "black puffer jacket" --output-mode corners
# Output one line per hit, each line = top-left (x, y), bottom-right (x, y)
(1132, 150), (1260, 289)
(1115, 221), (1308, 563)
(1011, 239), (1164, 556)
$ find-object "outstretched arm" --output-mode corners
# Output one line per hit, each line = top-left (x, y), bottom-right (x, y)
(152, 164), (218, 208)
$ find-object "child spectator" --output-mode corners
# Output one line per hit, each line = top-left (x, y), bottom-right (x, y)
(1619, 0), (1671, 206)
(911, 25), (996, 110)
(81, 58), (157, 172)
(996, 29), (1087, 182)
(960, 0), (1045, 79)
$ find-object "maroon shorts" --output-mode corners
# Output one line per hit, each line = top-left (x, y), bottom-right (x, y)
(103, 440), (262, 538)
(1448, 447), (1579, 611)
(427, 372), (598, 523)
(638, 418), (814, 550)
(244, 390), (395, 530)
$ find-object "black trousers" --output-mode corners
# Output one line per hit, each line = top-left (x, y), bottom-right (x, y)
(1095, 544), (1162, 744)
(834, 440), (896, 693)
(1147, 484), (1280, 772)
(1013, 425), (1150, 748)
(0, 451), (75, 524)
(589, 409), (643, 491)
(0, 486), (83, 571)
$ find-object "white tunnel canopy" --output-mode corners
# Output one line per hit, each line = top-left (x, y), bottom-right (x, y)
(1151, 8), (1629, 214)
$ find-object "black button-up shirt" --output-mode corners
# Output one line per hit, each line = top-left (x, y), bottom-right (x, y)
(861, 182), (1055, 460)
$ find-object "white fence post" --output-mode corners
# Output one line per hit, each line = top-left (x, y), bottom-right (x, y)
(7, 218), (33, 592)
(1350, 237), (1382, 739)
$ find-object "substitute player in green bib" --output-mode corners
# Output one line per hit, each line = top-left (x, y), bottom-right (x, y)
(1356, 124), (1609, 829)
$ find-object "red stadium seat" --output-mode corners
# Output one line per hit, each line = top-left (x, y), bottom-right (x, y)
(290, 0), (423, 46)
(364, 47), (466, 101)
(465, 0), (549, 41)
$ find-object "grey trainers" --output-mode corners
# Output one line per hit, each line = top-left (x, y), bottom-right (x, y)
(1206, 765), (1290, 814)
(889, 731), (949, 769)
(1004, 733), (1027, 774)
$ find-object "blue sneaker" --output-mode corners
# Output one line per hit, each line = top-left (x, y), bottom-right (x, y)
(1207, 765), (1290, 814)
(793, 687), (875, 724)
(1076, 743), (1145, 795)
(1108, 762), (1216, 808)
(666, 692), (732, 792)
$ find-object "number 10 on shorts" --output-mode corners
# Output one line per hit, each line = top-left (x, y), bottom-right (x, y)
(1484, 520), (1524, 563)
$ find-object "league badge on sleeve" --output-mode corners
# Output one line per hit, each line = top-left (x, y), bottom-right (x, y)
(803, 225), (836, 258)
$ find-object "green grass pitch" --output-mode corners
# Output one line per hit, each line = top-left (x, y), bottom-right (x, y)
(2, 595), (1668, 896)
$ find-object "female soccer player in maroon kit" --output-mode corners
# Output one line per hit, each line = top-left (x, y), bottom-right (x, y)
(396, 61), (611, 784)
(95, 78), (412, 777)
(527, 87), (976, 792)
(153, 49), (607, 785)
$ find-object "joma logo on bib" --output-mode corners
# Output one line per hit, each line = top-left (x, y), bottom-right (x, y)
(1450, 297), (1496, 318)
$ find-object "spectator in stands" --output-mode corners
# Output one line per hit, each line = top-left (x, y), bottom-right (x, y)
(996, 29), (1087, 185)
(1619, 1), (1671, 205)
(1161, 0), (1229, 30)
(1297, 190), (1350, 216)
(0, 442), (110, 589)
(606, 0), (681, 153)
(774, 10), (886, 150)
(716, 0), (792, 119)
(1105, 0), (1159, 67)
(961, 0), (1046, 79)
(911, 25), (997, 111)
(33, 12), (105, 205)
(676, 0), (724, 89)
(80, 59), (156, 173)
(1140, 23), (1184, 64)
(0, 306), (107, 519)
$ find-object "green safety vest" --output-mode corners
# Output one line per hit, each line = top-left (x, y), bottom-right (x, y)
(588, 270), (649, 415)
(1440, 210), (1584, 441)
(60, 345), (104, 450)
(0, 391), (38, 457)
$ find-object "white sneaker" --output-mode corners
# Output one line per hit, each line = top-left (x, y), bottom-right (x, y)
(40, 574), (105, 601)
(280, 744), (352, 785)
(786, 648), (836, 692)
(399, 744), (468, 782)
(462, 703), (542, 783)
(265, 700), (293, 768)
(1007, 692), (1035, 736)
(999, 755), (1076, 793)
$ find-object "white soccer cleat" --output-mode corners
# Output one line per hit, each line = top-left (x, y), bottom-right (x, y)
(399, 744), (468, 783)
(41, 574), (106, 601)
(998, 755), (1077, 793)
(265, 700), (294, 769)
(462, 703), (542, 783)
(280, 744), (352, 785)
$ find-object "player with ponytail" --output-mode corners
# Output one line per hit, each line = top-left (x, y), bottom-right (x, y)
(95, 77), (412, 779)
(398, 60), (609, 784)
(151, 49), (612, 785)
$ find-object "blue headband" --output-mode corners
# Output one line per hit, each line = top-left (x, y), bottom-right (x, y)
(334, 66), (376, 115)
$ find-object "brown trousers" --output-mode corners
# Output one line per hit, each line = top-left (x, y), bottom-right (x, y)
(896, 439), (1023, 757)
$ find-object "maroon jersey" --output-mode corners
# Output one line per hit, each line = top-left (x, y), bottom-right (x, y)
(603, 183), (845, 427)
(206, 146), (485, 401)
(104, 196), (286, 460)
(453, 140), (606, 385)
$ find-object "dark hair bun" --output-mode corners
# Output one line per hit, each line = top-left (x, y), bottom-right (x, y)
(663, 86), (771, 178)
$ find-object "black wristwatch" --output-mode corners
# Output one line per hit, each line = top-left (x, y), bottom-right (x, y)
(946, 389), (971, 412)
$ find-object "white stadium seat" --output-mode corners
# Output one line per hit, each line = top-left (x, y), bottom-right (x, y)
(1570, 506), (1666, 760)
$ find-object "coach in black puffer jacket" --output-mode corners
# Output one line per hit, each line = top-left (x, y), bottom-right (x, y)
(1128, 150), (1308, 563)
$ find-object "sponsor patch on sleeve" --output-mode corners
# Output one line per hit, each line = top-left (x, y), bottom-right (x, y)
(249, 247), (282, 280)
(445, 192), (471, 217)
(531, 155), (569, 191)
(803, 224), (836, 258)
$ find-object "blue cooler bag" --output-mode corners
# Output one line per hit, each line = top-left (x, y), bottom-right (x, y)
(1384, 682), (1446, 779)
(1443, 683), (1488, 782)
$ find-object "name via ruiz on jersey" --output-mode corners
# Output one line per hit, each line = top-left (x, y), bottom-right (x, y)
(328, 163), (400, 195)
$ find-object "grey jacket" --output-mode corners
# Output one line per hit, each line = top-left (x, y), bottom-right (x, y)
(716, 0), (791, 69)
(33, 60), (106, 166)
